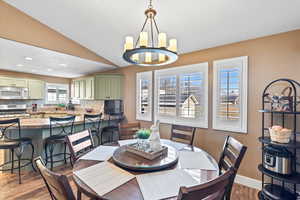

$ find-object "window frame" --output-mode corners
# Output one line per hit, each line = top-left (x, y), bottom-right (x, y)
(45, 83), (69, 105)
(212, 56), (248, 133)
(154, 63), (209, 128)
(136, 71), (153, 121)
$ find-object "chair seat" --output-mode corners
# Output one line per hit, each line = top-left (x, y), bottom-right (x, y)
(0, 139), (20, 149)
(45, 135), (66, 144)
(102, 125), (119, 132)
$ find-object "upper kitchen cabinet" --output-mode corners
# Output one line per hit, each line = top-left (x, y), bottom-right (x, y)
(95, 74), (123, 100)
(72, 76), (94, 100)
(85, 77), (94, 100)
(0, 77), (27, 87)
(72, 74), (122, 100)
(27, 79), (45, 99)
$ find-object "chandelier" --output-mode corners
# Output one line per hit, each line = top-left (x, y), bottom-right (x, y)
(123, 0), (178, 66)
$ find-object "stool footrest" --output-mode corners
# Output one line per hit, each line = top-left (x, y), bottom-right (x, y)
(0, 159), (32, 171)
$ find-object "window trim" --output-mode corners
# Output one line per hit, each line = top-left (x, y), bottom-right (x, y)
(212, 56), (248, 133)
(136, 71), (153, 121)
(45, 83), (69, 105)
(154, 63), (209, 128)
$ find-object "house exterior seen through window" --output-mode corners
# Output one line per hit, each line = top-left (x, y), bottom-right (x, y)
(154, 63), (208, 128)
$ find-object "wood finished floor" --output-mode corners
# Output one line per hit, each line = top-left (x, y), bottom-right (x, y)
(0, 164), (259, 200)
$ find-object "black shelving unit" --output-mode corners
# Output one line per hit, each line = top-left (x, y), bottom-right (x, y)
(259, 78), (300, 200)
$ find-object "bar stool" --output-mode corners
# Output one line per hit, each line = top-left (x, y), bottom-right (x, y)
(101, 113), (124, 144)
(44, 116), (75, 171)
(0, 118), (35, 184)
(83, 113), (102, 146)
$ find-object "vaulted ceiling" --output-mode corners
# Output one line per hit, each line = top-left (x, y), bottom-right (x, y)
(4, 0), (300, 67)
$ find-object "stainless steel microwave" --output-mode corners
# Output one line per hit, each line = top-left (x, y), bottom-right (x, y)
(0, 86), (29, 99)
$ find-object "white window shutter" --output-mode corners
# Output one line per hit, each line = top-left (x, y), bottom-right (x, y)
(136, 71), (153, 121)
(213, 56), (248, 133)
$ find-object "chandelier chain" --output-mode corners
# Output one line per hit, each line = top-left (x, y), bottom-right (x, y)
(149, 0), (153, 9)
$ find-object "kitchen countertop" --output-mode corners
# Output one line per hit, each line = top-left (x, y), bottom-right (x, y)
(0, 111), (111, 129)
(17, 116), (85, 129)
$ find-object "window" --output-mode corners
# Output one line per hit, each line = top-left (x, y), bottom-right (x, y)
(154, 63), (208, 128)
(46, 83), (69, 104)
(136, 71), (152, 121)
(213, 56), (248, 133)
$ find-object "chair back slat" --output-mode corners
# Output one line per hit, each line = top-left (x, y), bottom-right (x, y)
(66, 129), (94, 163)
(119, 122), (140, 140)
(171, 125), (196, 145)
(177, 168), (235, 200)
(34, 157), (75, 200)
(73, 139), (93, 153)
(218, 136), (247, 200)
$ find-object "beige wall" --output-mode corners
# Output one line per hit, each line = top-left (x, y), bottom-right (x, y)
(0, 69), (70, 84)
(0, 1), (115, 66)
(103, 30), (300, 180)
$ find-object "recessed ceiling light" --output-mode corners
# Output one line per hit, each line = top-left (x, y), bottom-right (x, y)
(25, 57), (33, 61)
(59, 63), (67, 67)
(47, 68), (53, 72)
(16, 64), (23, 67)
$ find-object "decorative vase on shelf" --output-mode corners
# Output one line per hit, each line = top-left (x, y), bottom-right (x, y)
(149, 120), (162, 151)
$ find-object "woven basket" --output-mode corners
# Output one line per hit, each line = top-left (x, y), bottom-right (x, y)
(269, 127), (292, 143)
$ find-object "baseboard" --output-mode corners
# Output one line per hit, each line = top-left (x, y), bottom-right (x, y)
(234, 174), (262, 190)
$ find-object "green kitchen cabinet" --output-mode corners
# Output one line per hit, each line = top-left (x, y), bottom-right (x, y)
(27, 79), (45, 99)
(0, 77), (27, 87)
(74, 80), (80, 99)
(79, 80), (85, 99)
(95, 74), (123, 100)
(85, 77), (94, 100)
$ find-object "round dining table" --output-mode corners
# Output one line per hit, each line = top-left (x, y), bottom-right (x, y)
(73, 139), (219, 200)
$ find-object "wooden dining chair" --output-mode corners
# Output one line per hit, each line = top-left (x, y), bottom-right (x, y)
(170, 124), (196, 145)
(66, 129), (95, 165)
(34, 156), (78, 200)
(118, 122), (141, 140)
(218, 136), (247, 200)
(177, 167), (236, 200)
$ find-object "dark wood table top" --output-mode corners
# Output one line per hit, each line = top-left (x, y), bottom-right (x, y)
(73, 140), (219, 200)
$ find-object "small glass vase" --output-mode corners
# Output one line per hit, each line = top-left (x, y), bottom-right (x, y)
(137, 138), (148, 151)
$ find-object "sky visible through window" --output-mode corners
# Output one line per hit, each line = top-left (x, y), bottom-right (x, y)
(218, 68), (240, 120)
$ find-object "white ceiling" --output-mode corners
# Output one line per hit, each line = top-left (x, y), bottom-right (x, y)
(5, 0), (300, 67)
(0, 38), (115, 78)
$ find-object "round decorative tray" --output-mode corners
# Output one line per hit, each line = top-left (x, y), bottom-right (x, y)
(112, 144), (179, 172)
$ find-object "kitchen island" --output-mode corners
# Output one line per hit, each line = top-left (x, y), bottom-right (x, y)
(1, 114), (119, 170)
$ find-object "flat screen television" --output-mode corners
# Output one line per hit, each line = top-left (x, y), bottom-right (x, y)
(104, 100), (123, 115)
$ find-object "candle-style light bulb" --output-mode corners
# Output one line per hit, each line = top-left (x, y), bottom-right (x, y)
(132, 54), (139, 62)
(159, 54), (166, 62)
(140, 32), (148, 47)
(125, 36), (134, 50)
(168, 39), (177, 52)
(158, 33), (167, 48)
(145, 52), (152, 63)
